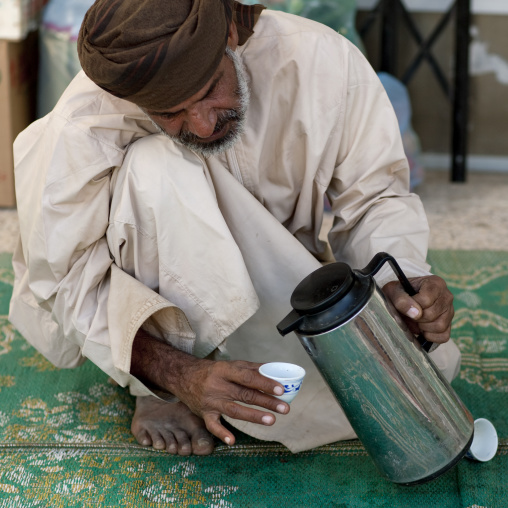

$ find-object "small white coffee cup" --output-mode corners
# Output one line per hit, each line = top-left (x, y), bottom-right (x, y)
(259, 362), (306, 404)
(465, 418), (498, 462)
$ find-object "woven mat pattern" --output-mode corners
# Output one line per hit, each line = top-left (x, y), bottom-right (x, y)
(0, 251), (507, 507)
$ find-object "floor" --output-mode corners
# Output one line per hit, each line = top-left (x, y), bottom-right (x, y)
(416, 170), (508, 251)
(1, 169), (508, 254)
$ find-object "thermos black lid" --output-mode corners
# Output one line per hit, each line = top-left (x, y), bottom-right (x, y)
(277, 262), (374, 336)
(290, 263), (355, 314)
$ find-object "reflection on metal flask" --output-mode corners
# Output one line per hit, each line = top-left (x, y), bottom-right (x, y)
(277, 252), (474, 485)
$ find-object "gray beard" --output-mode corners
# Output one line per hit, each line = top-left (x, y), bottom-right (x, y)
(148, 47), (250, 158)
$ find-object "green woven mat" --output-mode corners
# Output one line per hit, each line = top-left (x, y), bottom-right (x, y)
(1, 251), (507, 507)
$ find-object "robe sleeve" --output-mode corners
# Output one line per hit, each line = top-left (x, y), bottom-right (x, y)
(326, 45), (432, 286)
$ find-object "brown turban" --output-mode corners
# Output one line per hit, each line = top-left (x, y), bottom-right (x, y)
(78, 0), (263, 111)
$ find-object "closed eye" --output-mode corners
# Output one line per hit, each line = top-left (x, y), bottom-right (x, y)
(201, 75), (222, 101)
(155, 111), (180, 120)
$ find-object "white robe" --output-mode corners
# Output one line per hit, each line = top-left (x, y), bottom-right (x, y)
(9, 10), (460, 452)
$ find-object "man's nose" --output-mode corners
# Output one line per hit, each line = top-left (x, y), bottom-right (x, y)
(186, 106), (217, 139)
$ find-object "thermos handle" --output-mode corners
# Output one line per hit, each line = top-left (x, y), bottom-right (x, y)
(358, 252), (436, 353)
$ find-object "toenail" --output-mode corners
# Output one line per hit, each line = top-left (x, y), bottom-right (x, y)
(198, 438), (212, 448)
(141, 439), (150, 446)
(168, 444), (177, 453)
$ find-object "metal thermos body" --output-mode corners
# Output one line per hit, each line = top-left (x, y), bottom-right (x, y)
(277, 253), (474, 485)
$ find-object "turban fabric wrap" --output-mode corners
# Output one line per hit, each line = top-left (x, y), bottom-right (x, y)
(78, 0), (264, 111)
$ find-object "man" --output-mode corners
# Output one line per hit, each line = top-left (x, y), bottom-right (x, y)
(10, 0), (458, 457)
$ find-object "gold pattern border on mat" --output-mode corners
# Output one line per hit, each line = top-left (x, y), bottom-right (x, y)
(1, 439), (507, 457)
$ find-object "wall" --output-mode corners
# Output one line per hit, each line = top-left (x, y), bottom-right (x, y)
(357, 1), (508, 169)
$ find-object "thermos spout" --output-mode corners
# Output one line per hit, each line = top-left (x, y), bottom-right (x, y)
(276, 309), (304, 336)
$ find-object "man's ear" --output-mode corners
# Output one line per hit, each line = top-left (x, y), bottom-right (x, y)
(227, 20), (239, 50)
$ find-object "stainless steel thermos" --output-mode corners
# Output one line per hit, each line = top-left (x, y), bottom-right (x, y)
(277, 252), (474, 485)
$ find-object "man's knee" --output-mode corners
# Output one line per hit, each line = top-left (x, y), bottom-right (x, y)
(109, 133), (221, 239)
(429, 339), (461, 382)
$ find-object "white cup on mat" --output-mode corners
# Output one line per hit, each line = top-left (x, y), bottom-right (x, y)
(259, 362), (306, 404)
(465, 418), (498, 462)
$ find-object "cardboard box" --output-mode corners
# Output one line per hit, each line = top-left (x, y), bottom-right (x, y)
(0, 32), (37, 207)
(0, 0), (47, 41)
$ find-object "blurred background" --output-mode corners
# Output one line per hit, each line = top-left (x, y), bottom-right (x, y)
(1, 0), (507, 249)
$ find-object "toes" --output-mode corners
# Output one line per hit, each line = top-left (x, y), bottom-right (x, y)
(131, 397), (215, 455)
(162, 432), (178, 454)
(151, 427), (178, 454)
(193, 436), (215, 456)
(132, 420), (176, 453)
(190, 427), (215, 455)
(150, 431), (167, 451)
(173, 429), (192, 456)
(133, 428), (152, 447)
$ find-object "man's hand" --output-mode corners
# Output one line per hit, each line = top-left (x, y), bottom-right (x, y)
(130, 331), (290, 446)
(172, 358), (291, 445)
(382, 275), (454, 344)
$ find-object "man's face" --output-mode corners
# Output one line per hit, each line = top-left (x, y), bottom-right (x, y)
(145, 47), (249, 157)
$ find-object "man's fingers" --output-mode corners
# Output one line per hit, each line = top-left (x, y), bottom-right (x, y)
(416, 320), (452, 343)
(220, 400), (279, 427)
(382, 280), (423, 320)
(203, 413), (236, 445)
(416, 325), (452, 344)
(230, 385), (289, 414)
(413, 279), (453, 319)
(202, 403), (280, 447)
(412, 278), (454, 338)
(382, 275), (454, 344)
(199, 373), (289, 416)
(218, 362), (286, 397)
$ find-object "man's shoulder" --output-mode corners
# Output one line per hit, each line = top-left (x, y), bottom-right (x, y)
(14, 72), (159, 187)
(48, 71), (155, 151)
(242, 9), (359, 77)
(56, 73), (134, 116)
(249, 9), (345, 46)
(245, 10), (379, 91)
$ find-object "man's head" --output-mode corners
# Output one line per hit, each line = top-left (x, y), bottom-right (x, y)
(78, 0), (257, 156)
(146, 45), (250, 157)
(78, 0), (235, 111)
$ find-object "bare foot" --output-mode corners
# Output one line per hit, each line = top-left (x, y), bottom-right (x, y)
(131, 395), (215, 456)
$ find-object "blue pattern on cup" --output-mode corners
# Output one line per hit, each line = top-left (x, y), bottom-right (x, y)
(284, 382), (302, 394)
